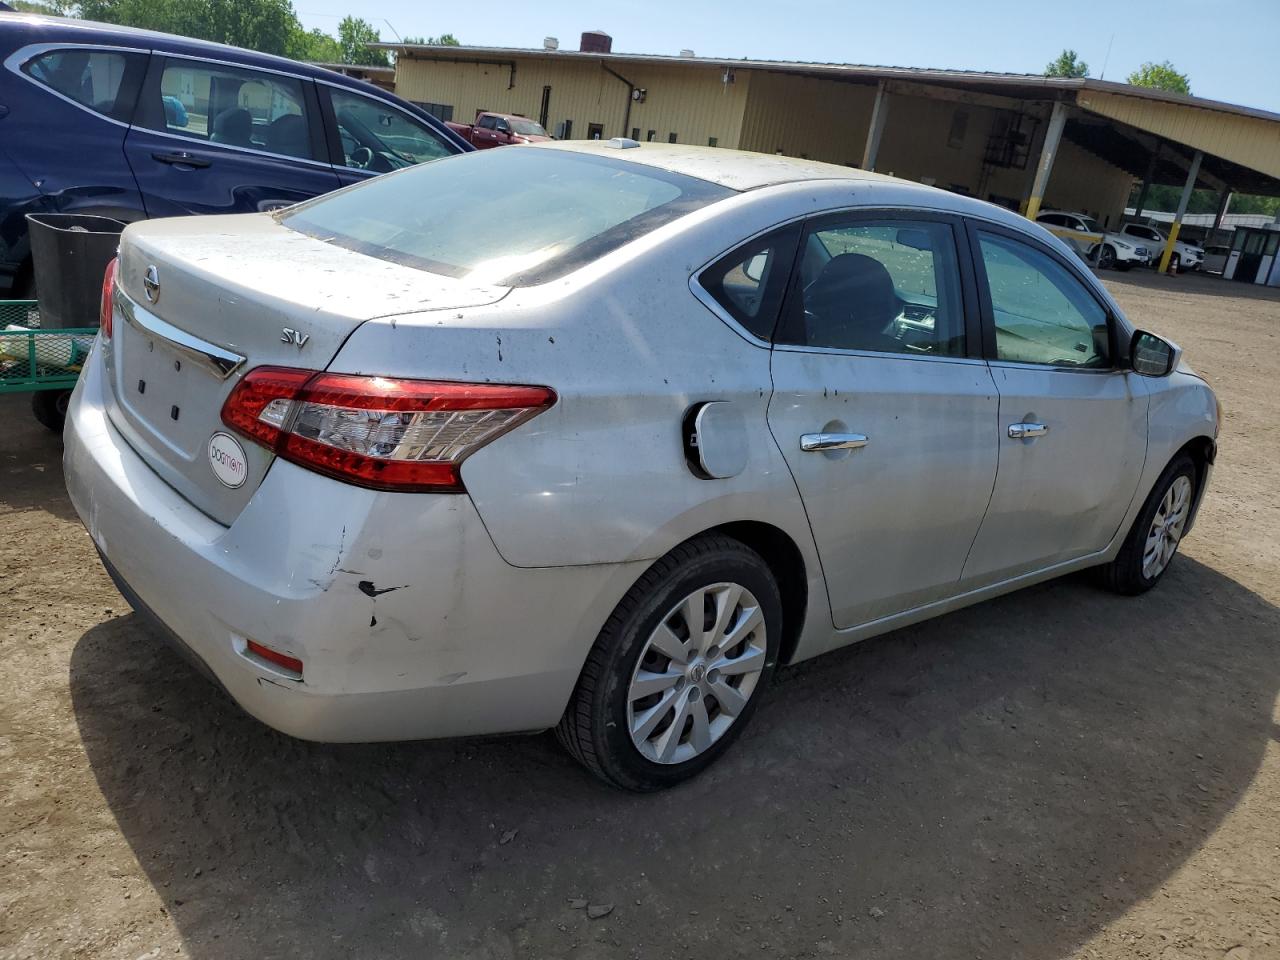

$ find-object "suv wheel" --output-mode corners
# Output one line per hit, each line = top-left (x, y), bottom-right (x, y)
(556, 534), (781, 791)
(1099, 245), (1117, 269)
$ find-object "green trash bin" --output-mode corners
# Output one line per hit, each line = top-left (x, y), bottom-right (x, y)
(25, 213), (125, 329)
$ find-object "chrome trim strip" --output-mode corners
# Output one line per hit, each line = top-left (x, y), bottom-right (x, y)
(117, 293), (245, 379)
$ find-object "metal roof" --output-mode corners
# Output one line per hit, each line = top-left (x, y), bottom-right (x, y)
(377, 43), (1280, 127)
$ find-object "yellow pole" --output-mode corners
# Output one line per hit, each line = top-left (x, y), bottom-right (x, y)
(1158, 150), (1203, 275)
(1024, 102), (1066, 226)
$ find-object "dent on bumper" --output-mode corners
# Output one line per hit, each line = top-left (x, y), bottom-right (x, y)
(63, 354), (642, 742)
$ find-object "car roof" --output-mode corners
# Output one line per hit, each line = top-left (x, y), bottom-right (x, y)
(1, 13), (378, 91)
(537, 140), (902, 192)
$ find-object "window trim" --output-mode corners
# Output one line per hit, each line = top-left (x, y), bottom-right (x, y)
(134, 54), (330, 167)
(774, 208), (984, 362)
(691, 223), (802, 347)
(7, 42), (150, 127)
(963, 218), (1121, 372)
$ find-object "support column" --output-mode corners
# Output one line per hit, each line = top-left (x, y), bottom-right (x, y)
(1158, 150), (1202, 274)
(861, 81), (890, 172)
(1212, 188), (1233, 235)
(1133, 143), (1162, 219)
(1024, 101), (1067, 222)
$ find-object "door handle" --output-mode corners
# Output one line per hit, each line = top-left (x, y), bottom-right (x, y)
(800, 432), (869, 452)
(1008, 422), (1049, 439)
(152, 151), (210, 168)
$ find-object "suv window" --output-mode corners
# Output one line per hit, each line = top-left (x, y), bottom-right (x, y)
(1038, 214), (1065, 227)
(778, 219), (965, 357)
(22, 48), (145, 122)
(1129, 225), (1160, 241)
(977, 231), (1110, 368)
(478, 115), (497, 130)
(329, 89), (453, 172)
(149, 59), (314, 159)
(699, 227), (799, 340)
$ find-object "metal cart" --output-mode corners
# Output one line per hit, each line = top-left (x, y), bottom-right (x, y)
(0, 300), (97, 431)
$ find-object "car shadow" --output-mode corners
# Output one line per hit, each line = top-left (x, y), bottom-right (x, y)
(69, 555), (1280, 959)
(0, 395), (78, 523)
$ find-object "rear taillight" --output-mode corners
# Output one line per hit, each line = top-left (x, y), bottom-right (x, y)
(99, 257), (118, 339)
(221, 367), (555, 492)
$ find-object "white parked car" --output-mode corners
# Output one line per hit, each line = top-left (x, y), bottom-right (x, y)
(1120, 222), (1205, 271)
(65, 143), (1220, 791)
(1036, 211), (1152, 270)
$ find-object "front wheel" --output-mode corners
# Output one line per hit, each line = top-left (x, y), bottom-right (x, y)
(1098, 245), (1117, 270)
(556, 535), (781, 791)
(1099, 454), (1197, 595)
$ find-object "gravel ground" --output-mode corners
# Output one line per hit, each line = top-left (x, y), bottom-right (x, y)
(1, 270), (1278, 960)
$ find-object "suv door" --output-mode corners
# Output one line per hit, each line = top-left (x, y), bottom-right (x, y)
(763, 212), (999, 629)
(122, 54), (339, 217)
(960, 221), (1148, 586)
(320, 85), (457, 188)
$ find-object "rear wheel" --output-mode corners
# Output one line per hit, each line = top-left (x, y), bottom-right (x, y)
(556, 534), (781, 791)
(1099, 454), (1196, 595)
(31, 389), (71, 433)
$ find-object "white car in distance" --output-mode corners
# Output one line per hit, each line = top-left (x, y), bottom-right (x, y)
(1120, 222), (1205, 272)
(1036, 211), (1151, 270)
(66, 142), (1219, 791)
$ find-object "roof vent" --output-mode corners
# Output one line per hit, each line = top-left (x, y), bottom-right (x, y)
(580, 30), (612, 53)
(604, 137), (641, 149)
(679, 48), (695, 58)
(543, 36), (559, 50)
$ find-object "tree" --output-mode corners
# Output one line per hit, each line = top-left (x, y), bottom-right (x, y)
(288, 25), (343, 62)
(399, 33), (459, 46)
(75, 0), (302, 57)
(1045, 49), (1089, 78)
(337, 15), (389, 66)
(1127, 61), (1191, 95)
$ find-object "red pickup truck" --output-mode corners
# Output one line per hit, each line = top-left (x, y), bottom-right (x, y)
(446, 112), (552, 148)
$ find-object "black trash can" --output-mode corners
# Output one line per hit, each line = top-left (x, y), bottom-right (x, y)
(25, 213), (127, 329)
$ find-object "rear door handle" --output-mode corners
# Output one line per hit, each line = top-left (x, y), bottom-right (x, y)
(1008, 422), (1049, 439)
(152, 151), (210, 168)
(800, 432), (869, 452)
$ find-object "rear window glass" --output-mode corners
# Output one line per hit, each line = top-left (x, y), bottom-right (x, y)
(281, 148), (732, 286)
(23, 48), (144, 122)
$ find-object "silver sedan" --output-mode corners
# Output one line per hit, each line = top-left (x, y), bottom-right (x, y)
(65, 141), (1219, 790)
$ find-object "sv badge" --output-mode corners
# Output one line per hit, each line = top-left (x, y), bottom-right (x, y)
(281, 327), (310, 348)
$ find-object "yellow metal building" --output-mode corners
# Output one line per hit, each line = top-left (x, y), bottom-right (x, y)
(382, 38), (1280, 269)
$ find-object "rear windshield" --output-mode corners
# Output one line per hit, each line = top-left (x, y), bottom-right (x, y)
(281, 148), (732, 286)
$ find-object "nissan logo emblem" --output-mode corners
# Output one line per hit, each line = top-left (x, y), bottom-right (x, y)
(143, 264), (160, 303)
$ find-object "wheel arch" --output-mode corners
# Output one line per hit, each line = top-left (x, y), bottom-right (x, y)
(699, 520), (809, 667)
(1173, 434), (1216, 533)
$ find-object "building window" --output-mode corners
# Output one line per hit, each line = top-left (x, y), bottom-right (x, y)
(631, 127), (640, 140)
(412, 101), (454, 123)
(708, 136), (718, 147)
(668, 132), (678, 143)
(646, 129), (656, 141)
(556, 119), (573, 139)
(947, 110), (968, 149)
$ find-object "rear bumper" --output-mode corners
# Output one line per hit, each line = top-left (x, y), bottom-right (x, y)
(64, 346), (641, 742)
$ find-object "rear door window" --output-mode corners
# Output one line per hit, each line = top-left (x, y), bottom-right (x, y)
(145, 58), (317, 160)
(22, 48), (146, 122)
(328, 88), (454, 171)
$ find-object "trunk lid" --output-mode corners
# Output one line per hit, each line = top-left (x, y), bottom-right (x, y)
(105, 213), (508, 525)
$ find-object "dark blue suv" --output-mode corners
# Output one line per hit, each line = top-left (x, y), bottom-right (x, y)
(0, 14), (470, 296)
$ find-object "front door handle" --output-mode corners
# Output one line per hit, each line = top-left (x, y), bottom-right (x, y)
(1008, 422), (1049, 439)
(152, 151), (210, 168)
(800, 432), (869, 452)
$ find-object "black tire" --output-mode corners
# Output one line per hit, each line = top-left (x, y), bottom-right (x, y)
(1099, 245), (1116, 270)
(1099, 454), (1197, 595)
(556, 534), (782, 791)
(31, 389), (71, 433)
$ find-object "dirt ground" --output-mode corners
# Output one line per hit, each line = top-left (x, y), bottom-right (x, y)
(1, 269), (1278, 960)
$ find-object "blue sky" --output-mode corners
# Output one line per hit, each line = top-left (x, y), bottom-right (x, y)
(296, 0), (1280, 114)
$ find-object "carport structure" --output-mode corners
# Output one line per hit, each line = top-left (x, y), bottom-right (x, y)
(387, 42), (1280, 273)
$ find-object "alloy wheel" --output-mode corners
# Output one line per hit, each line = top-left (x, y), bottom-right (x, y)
(627, 582), (767, 765)
(1143, 475), (1192, 579)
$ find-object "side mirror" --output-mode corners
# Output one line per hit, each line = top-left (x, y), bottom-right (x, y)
(1130, 330), (1181, 377)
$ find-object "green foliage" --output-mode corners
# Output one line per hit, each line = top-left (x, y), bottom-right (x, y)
(1129, 184), (1280, 218)
(1127, 61), (1191, 95)
(337, 15), (389, 66)
(287, 25), (342, 62)
(74, 0), (300, 56)
(10, 0), (75, 13)
(402, 34), (458, 45)
(1045, 49), (1089, 79)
